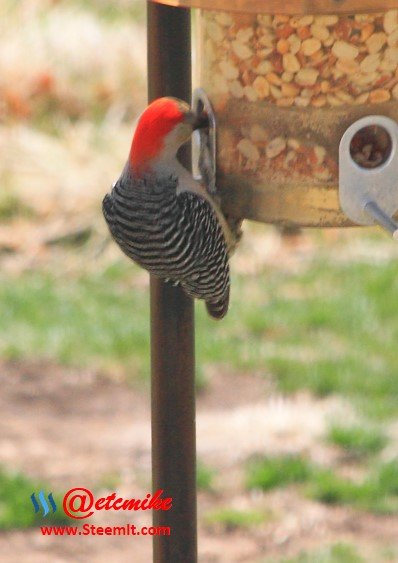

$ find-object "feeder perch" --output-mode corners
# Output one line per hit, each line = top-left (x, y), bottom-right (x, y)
(339, 116), (398, 238)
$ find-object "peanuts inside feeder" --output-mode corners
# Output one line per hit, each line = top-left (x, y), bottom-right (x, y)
(197, 6), (398, 226)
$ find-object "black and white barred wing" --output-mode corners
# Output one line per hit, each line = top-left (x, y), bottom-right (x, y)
(102, 174), (230, 319)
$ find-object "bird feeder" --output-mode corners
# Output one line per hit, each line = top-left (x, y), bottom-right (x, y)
(153, 0), (398, 235)
(146, 2), (398, 562)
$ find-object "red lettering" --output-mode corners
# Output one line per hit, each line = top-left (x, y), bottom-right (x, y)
(148, 489), (163, 510)
(161, 498), (173, 510)
(64, 488), (173, 518)
(122, 499), (141, 511)
(140, 493), (152, 510)
(112, 498), (124, 510)
(104, 492), (116, 510)
(95, 498), (106, 510)
(63, 487), (94, 519)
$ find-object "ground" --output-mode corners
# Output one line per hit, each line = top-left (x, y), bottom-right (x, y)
(1, 359), (397, 562)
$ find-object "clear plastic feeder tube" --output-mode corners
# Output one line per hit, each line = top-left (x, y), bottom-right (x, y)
(197, 9), (398, 226)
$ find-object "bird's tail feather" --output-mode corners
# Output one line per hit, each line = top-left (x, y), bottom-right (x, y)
(205, 288), (229, 320)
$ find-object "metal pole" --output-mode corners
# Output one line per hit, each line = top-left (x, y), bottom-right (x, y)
(147, 3), (197, 562)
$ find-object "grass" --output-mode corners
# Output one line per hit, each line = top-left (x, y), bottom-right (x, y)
(246, 455), (312, 491)
(71, 0), (145, 23)
(326, 424), (388, 459)
(0, 467), (69, 530)
(96, 471), (122, 491)
(1, 240), (398, 419)
(309, 459), (398, 514)
(1, 1), (146, 131)
(273, 543), (364, 563)
(0, 190), (35, 221)
(375, 459), (398, 496)
(246, 454), (398, 514)
(205, 507), (265, 531)
(308, 469), (378, 511)
(0, 262), (150, 378)
(197, 461), (215, 492)
(198, 253), (398, 420)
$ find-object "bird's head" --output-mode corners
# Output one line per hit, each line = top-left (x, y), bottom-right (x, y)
(129, 97), (208, 176)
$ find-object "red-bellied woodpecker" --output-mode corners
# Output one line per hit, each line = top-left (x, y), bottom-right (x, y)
(102, 97), (237, 319)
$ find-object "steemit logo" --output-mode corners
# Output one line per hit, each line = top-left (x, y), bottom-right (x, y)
(31, 491), (57, 517)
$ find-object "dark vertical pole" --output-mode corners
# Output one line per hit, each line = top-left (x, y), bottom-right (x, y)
(147, 3), (197, 563)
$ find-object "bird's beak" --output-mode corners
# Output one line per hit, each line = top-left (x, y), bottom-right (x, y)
(185, 111), (209, 130)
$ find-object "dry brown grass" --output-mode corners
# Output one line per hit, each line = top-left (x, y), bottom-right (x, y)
(0, 0), (148, 269)
(0, 0), (146, 125)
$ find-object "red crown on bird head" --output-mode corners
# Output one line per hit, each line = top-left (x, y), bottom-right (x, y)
(129, 97), (187, 175)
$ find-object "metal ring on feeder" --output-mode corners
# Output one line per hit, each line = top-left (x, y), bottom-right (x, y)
(339, 115), (398, 237)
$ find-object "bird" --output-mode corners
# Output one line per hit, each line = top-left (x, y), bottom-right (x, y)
(102, 97), (238, 319)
